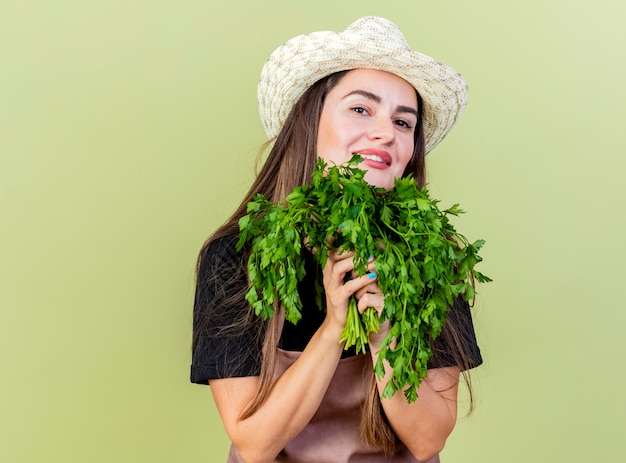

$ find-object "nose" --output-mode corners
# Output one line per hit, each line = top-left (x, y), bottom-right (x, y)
(367, 116), (395, 145)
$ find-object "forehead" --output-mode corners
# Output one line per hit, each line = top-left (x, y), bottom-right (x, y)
(331, 69), (418, 104)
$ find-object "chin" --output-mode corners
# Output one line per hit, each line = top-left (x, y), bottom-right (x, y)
(363, 172), (395, 190)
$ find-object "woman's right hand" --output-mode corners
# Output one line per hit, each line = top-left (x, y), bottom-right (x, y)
(210, 246), (382, 462)
(321, 248), (380, 341)
(209, 248), (374, 463)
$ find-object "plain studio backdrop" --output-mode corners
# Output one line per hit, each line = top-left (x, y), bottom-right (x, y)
(1, 1), (625, 461)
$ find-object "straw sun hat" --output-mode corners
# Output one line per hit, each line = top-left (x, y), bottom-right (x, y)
(258, 16), (468, 154)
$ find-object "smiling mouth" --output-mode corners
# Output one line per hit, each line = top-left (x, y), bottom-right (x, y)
(359, 153), (391, 166)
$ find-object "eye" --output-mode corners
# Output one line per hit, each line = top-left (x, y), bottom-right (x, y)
(394, 119), (414, 129)
(350, 106), (369, 115)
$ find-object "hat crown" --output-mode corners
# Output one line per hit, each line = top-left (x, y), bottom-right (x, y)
(345, 16), (409, 50)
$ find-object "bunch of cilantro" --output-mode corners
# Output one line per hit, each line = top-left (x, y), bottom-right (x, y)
(236, 156), (490, 402)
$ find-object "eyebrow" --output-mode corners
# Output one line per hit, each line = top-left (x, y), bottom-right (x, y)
(343, 90), (419, 118)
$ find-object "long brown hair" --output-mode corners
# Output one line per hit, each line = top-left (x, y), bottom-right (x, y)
(195, 70), (472, 453)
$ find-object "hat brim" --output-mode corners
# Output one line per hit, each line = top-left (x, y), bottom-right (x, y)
(258, 17), (468, 154)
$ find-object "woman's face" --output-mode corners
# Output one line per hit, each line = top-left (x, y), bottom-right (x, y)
(316, 69), (418, 190)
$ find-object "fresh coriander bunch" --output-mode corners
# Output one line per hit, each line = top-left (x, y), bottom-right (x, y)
(237, 156), (490, 402)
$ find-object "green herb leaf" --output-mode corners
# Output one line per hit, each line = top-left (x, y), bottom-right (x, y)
(237, 156), (490, 402)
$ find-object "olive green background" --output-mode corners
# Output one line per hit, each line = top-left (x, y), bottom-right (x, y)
(2, 1), (625, 461)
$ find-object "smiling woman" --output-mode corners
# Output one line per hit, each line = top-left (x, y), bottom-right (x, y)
(316, 69), (418, 190)
(191, 16), (482, 463)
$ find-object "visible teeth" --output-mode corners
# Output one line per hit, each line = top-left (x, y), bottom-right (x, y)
(362, 154), (385, 163)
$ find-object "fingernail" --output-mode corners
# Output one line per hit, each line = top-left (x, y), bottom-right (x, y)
(368, 272), (377, 279)
(368, 254), (374, 260)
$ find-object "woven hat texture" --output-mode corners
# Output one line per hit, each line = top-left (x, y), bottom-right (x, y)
(258, 16), (468, 154)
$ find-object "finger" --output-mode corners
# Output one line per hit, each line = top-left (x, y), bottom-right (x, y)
(343, 271), (377, 295)
(347, 255), (376, 280)
(326, 250), (356, 282)
(323, 251), (356, 293)
(327, 247), (354, 262)
(328, 256), (356, 279)
(357, 293), (384, 315)
(354, 280), (381, 299)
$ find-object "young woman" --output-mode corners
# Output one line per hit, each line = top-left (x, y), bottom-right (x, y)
(191, 17), (482, 463)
